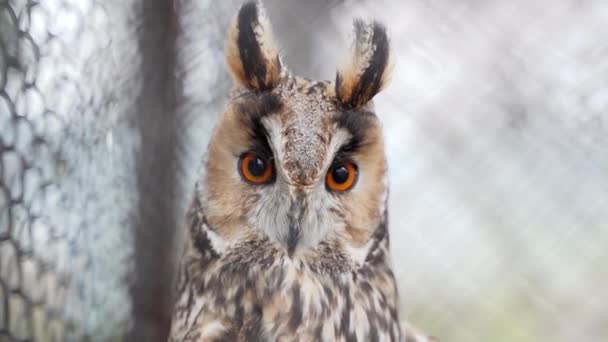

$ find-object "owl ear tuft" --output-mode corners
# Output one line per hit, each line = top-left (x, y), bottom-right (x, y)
(335, 20), (391, 109)
(225, 1), (282, 91)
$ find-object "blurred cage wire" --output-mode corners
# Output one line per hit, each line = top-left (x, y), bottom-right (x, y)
(0, 0), (607, 342)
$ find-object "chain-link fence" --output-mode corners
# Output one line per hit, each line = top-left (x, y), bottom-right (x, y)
(0, 0), (143, 340)
(1, 0), (608, 341)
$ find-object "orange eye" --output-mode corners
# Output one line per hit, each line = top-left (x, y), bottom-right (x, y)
(239, 152), (274, 184)
(326, 161), (358, 192)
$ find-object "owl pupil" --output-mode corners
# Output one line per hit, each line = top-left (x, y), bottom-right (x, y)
(247, 157), (266, 176)
(332, 166), (349, 184)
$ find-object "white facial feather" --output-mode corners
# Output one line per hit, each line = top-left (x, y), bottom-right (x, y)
(248, 118), (356, 253)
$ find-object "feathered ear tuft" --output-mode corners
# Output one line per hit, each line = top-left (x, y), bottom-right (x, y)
(335, 20), (391, 108)
(225, 1), (282, 91)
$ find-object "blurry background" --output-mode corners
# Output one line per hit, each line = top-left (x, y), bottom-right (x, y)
(1, 0), (607, 341)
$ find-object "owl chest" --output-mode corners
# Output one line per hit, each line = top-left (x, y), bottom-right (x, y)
(194, 263), (403, 341)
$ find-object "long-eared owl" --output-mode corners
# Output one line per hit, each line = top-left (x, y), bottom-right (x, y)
(169, 1), (434, 341)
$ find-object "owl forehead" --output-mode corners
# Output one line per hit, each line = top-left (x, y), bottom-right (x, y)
(273, 80), (337, 184)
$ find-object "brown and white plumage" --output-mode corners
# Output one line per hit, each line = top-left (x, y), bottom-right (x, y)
(169, 2), (434, 341)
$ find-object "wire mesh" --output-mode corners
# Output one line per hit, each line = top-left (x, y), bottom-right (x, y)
(0, 0), (140, 340)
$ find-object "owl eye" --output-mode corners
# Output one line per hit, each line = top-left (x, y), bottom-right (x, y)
(239, 152), (274, 184)
(326, 161), (358, 192)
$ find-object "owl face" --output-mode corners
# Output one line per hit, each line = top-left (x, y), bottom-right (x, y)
(201, 2), (391, 262)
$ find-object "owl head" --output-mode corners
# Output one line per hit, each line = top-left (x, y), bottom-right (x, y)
(200, 1), (392, 265)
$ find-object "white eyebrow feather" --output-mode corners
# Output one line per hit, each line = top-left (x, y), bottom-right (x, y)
(326, 127), (353, 166)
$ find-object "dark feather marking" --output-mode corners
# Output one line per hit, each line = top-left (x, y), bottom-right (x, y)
(339, 285), (356, 340)
(175, 259), (190, 296)
(184, 303), (209, 341)
(336, 21), (389, 108)
(216, 325), (239, 342)
(191, 228), (219, 260)
(234, 286), (245, 328)
(260, 254), (274, 268)
(188, 195), (219, 259)
(288, 284), (303, 332)
(365, 213), (389, 265)
(351, 21), (389, 106)
(369, 324), (379, 342)
(335, 109), (374, 156)
(249, 92), (283, 120)
(389, 306), (399, 322)
(240, 306), (264, 342)
(213, 284), (226, 307)
(237, 2), (272, 90)
(188, 197), (220, 261)
(360, 280), (373, 294)
(184, 276), (194, 324)
(238, 93), (282, 159)
(359, 265), (372, 279)
(263, 267), (283, 300)
(313, 324), (324, 341)
(389, 307), (399, 341)
(335, 72), (345, 103)
(250, 116), (273, 152)
(323, 285), (337, 308)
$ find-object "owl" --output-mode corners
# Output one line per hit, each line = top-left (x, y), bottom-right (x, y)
(169, 2), (435, 341)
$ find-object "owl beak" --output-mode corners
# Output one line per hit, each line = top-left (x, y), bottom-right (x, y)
(287, 221), (300, 256)
(286, 191), (304, 256)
